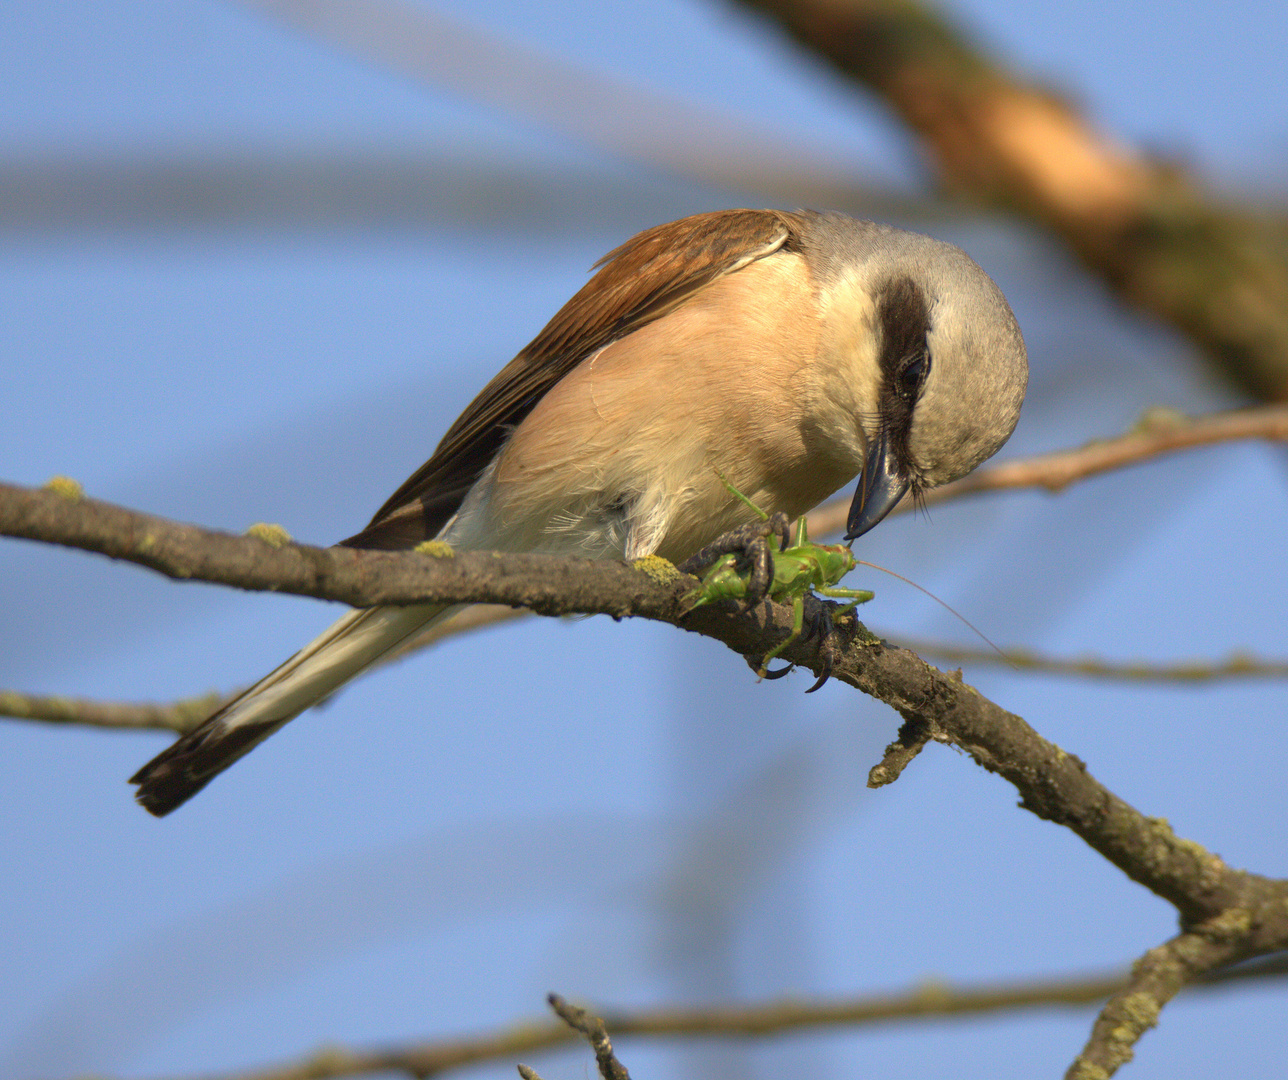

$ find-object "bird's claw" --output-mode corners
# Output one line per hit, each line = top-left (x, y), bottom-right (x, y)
(745, 599), (847, 690)
(804, 602), (840, 693)
(746, 654), (794, 680)
(678, 512), (791, 605)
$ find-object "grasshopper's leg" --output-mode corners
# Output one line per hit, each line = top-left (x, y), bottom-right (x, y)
(818, 587), (875, 611)
(753, 594), (806, 680)
(711, 469), (795, 555)
(678, 512), (791, 604)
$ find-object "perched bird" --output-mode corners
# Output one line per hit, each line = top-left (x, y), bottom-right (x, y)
(130, 209), (1027, 816)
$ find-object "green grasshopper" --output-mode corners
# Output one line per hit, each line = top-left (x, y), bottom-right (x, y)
(687, 476), (874, 685)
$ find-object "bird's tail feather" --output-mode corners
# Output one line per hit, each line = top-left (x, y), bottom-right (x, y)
(130, 602), (452, 816)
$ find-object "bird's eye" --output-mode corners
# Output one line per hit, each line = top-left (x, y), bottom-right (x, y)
(897, 352), (929, 399)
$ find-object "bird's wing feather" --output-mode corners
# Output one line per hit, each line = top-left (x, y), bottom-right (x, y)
(340, 208), (807, 550)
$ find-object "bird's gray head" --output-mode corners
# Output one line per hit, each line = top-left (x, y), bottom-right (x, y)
(802, 215), (1028, 541)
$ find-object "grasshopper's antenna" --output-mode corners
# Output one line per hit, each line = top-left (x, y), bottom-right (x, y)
(849, 556), (1010, 665)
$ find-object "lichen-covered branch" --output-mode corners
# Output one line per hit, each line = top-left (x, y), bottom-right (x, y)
(6, 477), (1288, 1080)
(829, 640), (1284, 924)
(740, 0), (1288, 401)
(0, 481), (694, 621)
(538, 996), (631, 1080)
(4, 479), (1286, 912)
(1068, 931), (1284, 1079)
(7, 404), (1282, 736)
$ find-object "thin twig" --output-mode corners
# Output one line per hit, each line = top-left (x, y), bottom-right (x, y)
(806, 403), (1288, 537)
(1068, 933), (1272, 1079)
(890, 641), (1288, 683)
(867, 715), (938, 787)
(545, 996), (630, 1080)
(0, 690), (225, 734)
(111, 959), (1288, 1080)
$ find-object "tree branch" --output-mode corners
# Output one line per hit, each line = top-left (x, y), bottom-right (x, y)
(1068, 933), (1270, 1079)
(7, 404), (1282, 736)
(827, 644), (1286, 927)
(739, 0), (1288, 401)
(0, 689), (222, 734)
(4, 479), (1286, 913)
(0, 482), (694, 619)
(891, 640), (1288, 683)
(69, 959), (1288, 1080)
(538, 996), (630, 1080)
(7, 475), (1288, 1076)
(806, 403), (1288, 537)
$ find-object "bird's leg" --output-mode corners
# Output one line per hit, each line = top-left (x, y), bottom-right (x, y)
(802, 601), (837, 692)
(800, 589), (871, 692)
(678, 512), (790, 604)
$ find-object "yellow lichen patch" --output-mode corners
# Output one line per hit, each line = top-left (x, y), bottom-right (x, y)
(1205, 907), (1252, 938)
(632, 554), (681, 585)
(1117, 991), (1161, 1033)
(848, 620), (881, 646)
(43, 475), (84, 500)
(1131, 404), (1188, 434)
(416, 539), (455, 558)
(1067, 1064), (1111, 1080)
(245, 522), (292, 548)
(1176, 834), (1215, 865)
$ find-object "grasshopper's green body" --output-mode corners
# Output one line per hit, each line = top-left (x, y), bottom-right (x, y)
(689, 478), (873, 679)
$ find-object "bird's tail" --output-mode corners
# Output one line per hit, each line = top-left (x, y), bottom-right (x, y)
(130, 602), (452, 816)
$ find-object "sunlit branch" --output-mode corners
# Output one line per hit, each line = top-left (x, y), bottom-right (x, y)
(91, 959), (1288, 1080)
(741, 0), (1288, 402)
(806, 403), (1288, 537)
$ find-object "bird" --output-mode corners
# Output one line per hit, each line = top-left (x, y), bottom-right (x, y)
(130, 208), (1028, 816)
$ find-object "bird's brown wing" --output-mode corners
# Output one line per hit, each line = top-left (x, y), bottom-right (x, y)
(340, 208), (808, 550)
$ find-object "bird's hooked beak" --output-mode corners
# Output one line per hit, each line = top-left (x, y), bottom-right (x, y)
(844, 429), (911, 542)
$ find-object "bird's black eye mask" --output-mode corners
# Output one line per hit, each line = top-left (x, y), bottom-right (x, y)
(875, 275), (933, 480)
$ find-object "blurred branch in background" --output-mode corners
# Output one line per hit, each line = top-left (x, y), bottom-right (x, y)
(4, 622), (1285, 738)
(68, 956), (1288, 1080)
(0, 690), (223, 735)
(740, 0), (1288, 401)
(0, 0), (929, 239)
(0, 147), (826, 237)
(888, 642), (1288, 683)
(9, 0), (1286, 401)
(13, 0), (1287, 405)
(234, 0), (903, 212)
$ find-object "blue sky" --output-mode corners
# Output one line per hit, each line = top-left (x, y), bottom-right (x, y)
(2, 3), (1286, 1079)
